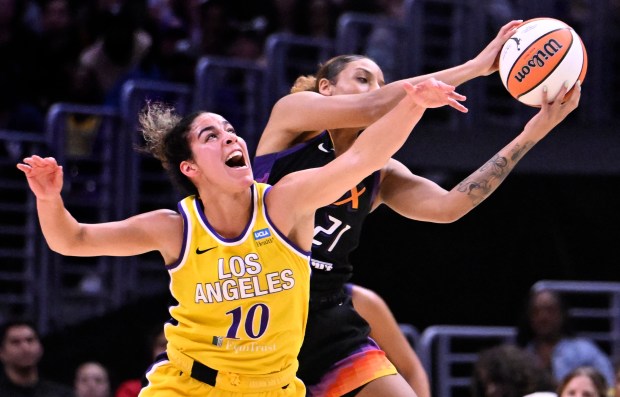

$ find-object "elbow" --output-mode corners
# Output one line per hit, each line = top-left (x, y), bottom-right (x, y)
(430, 207), (464, 224)
(441, 212), (462, 224)
(43, 230), (84, 256)
(45, 239), (73, 256)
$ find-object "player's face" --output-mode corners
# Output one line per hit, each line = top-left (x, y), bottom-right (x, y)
(331, 58), (385, 95)
(185, 112), (253, 190)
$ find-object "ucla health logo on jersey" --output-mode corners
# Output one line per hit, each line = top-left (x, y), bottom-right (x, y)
(253, 228), (273, 247)
(254, 228), (271, 240)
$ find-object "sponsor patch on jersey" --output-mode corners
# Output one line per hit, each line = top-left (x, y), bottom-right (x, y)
(253, 228), (271, 240)
(311, 258), (333, 271)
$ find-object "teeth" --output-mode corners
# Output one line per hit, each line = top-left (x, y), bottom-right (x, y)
(226, 151), (242, 161)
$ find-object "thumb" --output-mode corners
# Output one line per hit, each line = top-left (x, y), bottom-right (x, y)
(55, 165), (64, 185)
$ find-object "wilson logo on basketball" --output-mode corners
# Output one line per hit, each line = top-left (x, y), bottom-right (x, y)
(499, 17), (587, 107)
(508, 30), (572, 95)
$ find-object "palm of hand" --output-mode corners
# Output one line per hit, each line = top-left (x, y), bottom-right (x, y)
(413, 79), (464, 109)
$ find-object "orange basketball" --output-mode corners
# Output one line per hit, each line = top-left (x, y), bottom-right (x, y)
(498, 17), (587, 107)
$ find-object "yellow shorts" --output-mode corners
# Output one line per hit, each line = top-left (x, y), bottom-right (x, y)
(139, 359), (306, 397)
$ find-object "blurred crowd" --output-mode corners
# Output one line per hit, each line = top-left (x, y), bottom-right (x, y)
(0, 0), (405, 134)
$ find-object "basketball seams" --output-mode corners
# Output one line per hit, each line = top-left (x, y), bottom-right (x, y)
(506, 28), (573, 96)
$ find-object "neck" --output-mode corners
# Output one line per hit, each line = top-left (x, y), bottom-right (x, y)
(327, 128), (361, 156)
(5, 366), (39, 387)
(199, 187), (253, 239)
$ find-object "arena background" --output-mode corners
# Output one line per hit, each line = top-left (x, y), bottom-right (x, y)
(0, 0), (616, 389)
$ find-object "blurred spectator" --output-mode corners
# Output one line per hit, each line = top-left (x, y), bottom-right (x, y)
(472, 344), (555, 397)
(74, 361), (111, 397)
(286, 0), (340, 38)
(365, 0), (404, 82)
(556, 366), (608, 397)
(190, 0), (236, 57)
(189, 0), (274, 61)
(114, 326), (166, 397)
(76, 5), (152, 106)
(74, 0), (148, 49)
(36, 0), (83, 109)
(516, 289), (615, 387)
(142, 0), (197, 82)
(0, 319), (74, 397)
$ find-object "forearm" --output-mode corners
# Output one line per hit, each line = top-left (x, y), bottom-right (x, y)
(455, 133), (537, 208)
(353, 104), (425, 173)
(404, 59), (482, 89)
(36, 196), (84, 255)
(368, 61), (479, 118)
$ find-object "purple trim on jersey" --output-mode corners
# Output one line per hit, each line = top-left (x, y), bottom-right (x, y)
(262, 185), (311, 257)
(196, 184), (256, 243)
(253, 131), (330, 183)
(165, 201), (190, 271)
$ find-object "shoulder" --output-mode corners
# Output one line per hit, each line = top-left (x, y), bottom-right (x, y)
(134, 209), (182, 227)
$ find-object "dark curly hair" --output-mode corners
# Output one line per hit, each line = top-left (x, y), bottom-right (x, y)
(472, 344), (555, 397)
(138, 101), (203, 196)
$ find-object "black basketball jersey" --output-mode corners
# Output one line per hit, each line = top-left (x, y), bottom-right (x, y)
(253, 131), (381, 293)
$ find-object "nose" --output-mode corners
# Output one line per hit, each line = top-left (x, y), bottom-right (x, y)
(225, 133), (238, 145)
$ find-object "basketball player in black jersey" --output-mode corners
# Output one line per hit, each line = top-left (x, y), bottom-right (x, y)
(253, 19), (581, 397)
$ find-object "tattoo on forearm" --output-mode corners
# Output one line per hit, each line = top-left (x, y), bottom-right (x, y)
(510, 141), (533, 163)
(457, 142), (533, 206)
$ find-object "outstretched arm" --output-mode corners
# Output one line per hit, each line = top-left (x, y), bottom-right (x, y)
(257, 20), (521, 154)
(17, 155), (182, 260)
(379, 81), (582, 222)
(267, 78), (466, 247)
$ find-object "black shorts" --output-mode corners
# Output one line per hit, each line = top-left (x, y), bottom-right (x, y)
(297, 286), (372, 385)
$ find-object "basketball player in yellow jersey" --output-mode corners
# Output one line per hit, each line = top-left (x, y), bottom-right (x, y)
(17, 80), (472, 397)
(167, 182), (310, 379)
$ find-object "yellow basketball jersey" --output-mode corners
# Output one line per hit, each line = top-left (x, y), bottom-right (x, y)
(165, 182), (311, 376)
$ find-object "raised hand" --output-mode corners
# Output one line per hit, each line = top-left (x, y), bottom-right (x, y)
(526, 80), (582, 139)
(16, 155), (64, 201)
(473, 19), (523, 76)
(410, 78), (468, 113)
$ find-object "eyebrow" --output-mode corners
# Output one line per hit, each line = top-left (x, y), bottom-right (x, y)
(197, 126), (216, 139)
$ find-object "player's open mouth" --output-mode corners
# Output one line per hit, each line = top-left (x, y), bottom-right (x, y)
(225, 150), (247, 168)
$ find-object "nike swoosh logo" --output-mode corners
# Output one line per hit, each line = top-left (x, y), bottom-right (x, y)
(196, 246), (217, 255)
(318, 143), (333, 153)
